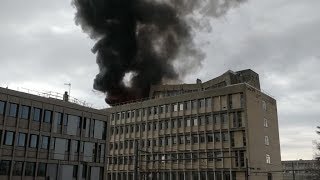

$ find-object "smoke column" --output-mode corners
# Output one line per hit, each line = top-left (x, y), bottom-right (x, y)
(72, 0), (244, 105)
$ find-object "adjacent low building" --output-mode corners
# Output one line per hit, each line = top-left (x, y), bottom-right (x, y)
(0, 88), (108, 180)
(282, 160), (318, 180)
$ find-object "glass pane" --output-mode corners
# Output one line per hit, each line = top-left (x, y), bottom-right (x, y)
(17, 133), (26, 147)
(33, 108), (42, 122)
(9, 103), (18, 117)
(4, 131), (14, 146)
(0, 101), (5, 115)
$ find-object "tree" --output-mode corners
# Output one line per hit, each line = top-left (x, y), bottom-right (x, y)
(313, 126), (320, 178)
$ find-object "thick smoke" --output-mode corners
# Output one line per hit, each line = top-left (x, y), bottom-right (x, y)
(72, 0), (244, 105)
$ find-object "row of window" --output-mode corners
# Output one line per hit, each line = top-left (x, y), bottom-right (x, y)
(111, 112), (243, 135)
(0, 100), (107, 140)
(109, 150), (245, 166)
(0, 101), (52, 123)
(110, 132), (232, 151)
(1, 130), (49, 149)
(0, 161), (46, 176)
(108, 171), (237, 180)
(111, 94), (244, 121)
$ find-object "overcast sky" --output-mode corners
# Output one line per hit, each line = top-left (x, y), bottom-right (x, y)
(0, 0), (319, 160)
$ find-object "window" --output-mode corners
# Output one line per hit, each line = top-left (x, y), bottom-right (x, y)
(41, 136), (50, 149)
(33, 108), (42, 122)
(17, 132), (27, 147)
(173, 104), (178, 112)
(199, 134), (205, 143)
(0, 160), (11, 175)
(186, 117), (191, 127)
(186, 135), (191, 144)
(13, 161), (23, 176)
(192, 117), (198, 126)
(0, 101), (6, 115)
(192, 134), (198, 144)
(20, 105), (30, 119)
(221, 113), (227, 124)
(214, 114), (220, 124)
(4, 131), (14, 146)
(8, 103), (18, 117)
(37, 163), (46, 177)
(264, 118), (268, 127)
(266, 154), (271, 164)
(29, 134), (38, 148)
(160, 105), (165, 114)
(265, 136), (269, 145)
(179, 103), (184, 111)
(215, 152), (222, 162)
(25, 162), (36, 176)
(205, 98), (212, 107)
(179, 135), (184, 144)
(44, 110), (52, 123)
(191, 100), (197, 109)
(207, 134), (213, 142)
(199, 116), (205, 126)
(55, 112), (63, 125)
(73, 165), (78, 178)
(206, 115), (213, 124)
(262, 100), (267, 111)
(214, 132), (221, 142)
(199, 99), (205, 108)
(222, 132), (229, 142)
(171, 119), (176, 128)
(178, 118), (183, 128)
(185, 101), (191, 110)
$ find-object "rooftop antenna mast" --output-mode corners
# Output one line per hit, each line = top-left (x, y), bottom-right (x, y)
(64, 83), (71, 96)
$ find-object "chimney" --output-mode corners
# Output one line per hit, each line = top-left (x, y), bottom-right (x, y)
(196, 79), (202, 84)
(63, 91), (69, 102)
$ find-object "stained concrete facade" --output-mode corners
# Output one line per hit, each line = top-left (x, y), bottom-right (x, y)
(106, 70), (283, 180)
(0, 87), (108, 180)
(0, 69), (282, 180)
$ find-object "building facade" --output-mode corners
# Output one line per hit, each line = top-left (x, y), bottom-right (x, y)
(0, 69), (283, 180)
(107, 70), (283, 180)
(0, 88), (108, 180)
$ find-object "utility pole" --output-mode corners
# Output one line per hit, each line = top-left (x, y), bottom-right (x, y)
(245, 158), (249, 180)
(134, 141), (139, 180)
(292, 161), (296, 180)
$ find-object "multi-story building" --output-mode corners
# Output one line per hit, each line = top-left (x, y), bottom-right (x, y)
(106, 69), (283, 180)
(282, 160), (318, 180)
(0, 88), (108, 180)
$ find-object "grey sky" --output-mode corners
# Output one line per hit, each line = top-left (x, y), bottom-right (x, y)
(0, 0), (319, 160)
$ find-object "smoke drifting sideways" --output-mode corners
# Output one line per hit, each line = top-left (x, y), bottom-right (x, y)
(72, 0), (245, 105)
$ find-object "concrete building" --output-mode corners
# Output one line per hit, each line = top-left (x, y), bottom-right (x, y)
(0, 69), (283, 180)
(0, 88), (108, 180)
(107, 69), (283, 180)
(282, 160), (318, 180)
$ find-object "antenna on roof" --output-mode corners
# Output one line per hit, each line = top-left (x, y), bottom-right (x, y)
(64, 83), (71, 96)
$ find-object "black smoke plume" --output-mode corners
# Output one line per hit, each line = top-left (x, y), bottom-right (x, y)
(72, 0), (244, 105)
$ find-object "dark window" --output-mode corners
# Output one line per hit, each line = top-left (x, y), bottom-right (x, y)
(12, 161), (23, 176)
(199, 134), (205, 143)
(29, 134), (38, 148)
(55, 112), (63, 125)
(8, 103), (18, 117)
(20, 105), (30, 119)
(37, 163), (46, 177)
(25, 162), (36, 176)
(44, 110), (52, 123)
(66, 139), (71, 152)
(192, 134), (198, 144)
(41, 136), (49, 149)
(17, 132), (27, 147)
(222, 132), (229, 142)
(214, 132), (221, 142)
(33, 108), (42, 122)
(82, 164), (87, 178)
(73, 165), (78, 178)
(0, 101), (6, 115)
(4, 131), (14, 146)
(75, 140), (80, 153)
(207, 134), (213, 143)
(0, 160), (11, 175)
